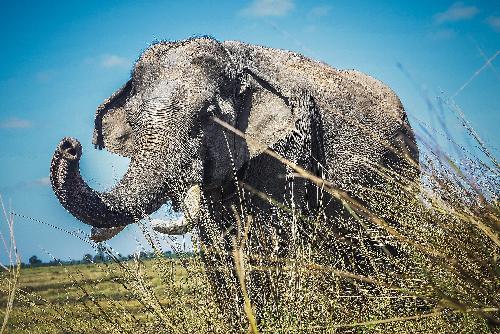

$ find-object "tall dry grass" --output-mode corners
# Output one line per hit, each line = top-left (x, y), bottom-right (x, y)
(0, 196), (21, 333)
(1, 93), (498, 333)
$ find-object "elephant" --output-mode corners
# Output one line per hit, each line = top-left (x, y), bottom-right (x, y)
(50, 37), (418, 327)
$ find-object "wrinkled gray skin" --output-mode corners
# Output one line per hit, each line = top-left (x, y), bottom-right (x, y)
(50, 37), (418, 326)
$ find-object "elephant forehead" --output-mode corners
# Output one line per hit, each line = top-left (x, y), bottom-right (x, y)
(135, 43), (200, 79)
(147, 82), (178, 100)
(161, 47), (191, 70)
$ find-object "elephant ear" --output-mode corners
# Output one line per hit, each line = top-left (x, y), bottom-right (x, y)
(92, 80), (135, 157)
(200, 69), (296, 190)
(240, 75), (295, 159)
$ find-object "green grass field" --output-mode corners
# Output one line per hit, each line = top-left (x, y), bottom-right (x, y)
(1, 253), (496, 334)
(1, 257), (234, 333)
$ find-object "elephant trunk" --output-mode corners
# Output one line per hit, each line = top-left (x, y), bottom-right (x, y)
(50, 137), (169, 228)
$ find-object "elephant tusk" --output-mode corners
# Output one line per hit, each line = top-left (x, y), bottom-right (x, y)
(151, 184), (201, 235)
(182, 184), (201, 225)
(151, 218), (190, 235)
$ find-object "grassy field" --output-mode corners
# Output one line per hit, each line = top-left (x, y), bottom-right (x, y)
(1, 256), (234, 333)
(1, 252), (496, 334)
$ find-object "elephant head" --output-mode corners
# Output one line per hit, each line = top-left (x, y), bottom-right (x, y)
(50, 38), (295, 234)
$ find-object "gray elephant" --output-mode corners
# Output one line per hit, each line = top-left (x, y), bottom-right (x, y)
(50, 37), (418, 326)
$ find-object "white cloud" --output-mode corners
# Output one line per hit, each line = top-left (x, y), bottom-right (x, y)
(0, 118), (32, 129)
(429, 28), (456, 41)
(241, 0), (294, 17)
(34, 177), (50, 186)
(100, 54), (130, 68)
(0, 176), (50, 193)
(308, 5), (331, 18)
(434, 2), (479, 24)
(486, 16), (500, 32)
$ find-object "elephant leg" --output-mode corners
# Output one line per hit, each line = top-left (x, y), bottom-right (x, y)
(246, 216), (290, 322)
(201, 248), (245, 329)
(198, 203), (246, 330)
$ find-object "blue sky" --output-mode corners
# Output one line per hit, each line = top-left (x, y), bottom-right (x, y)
(0, 0), (498, 263)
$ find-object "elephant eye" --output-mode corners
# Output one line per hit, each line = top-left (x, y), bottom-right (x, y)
(116, 132), (129, 141)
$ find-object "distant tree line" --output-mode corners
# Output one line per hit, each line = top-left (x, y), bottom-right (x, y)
(20, 250), (187, 268)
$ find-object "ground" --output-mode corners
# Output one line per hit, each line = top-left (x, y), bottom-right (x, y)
(1, 255), (493, 333)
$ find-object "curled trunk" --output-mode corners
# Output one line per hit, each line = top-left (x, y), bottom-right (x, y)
(50, 137), (169, 228)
